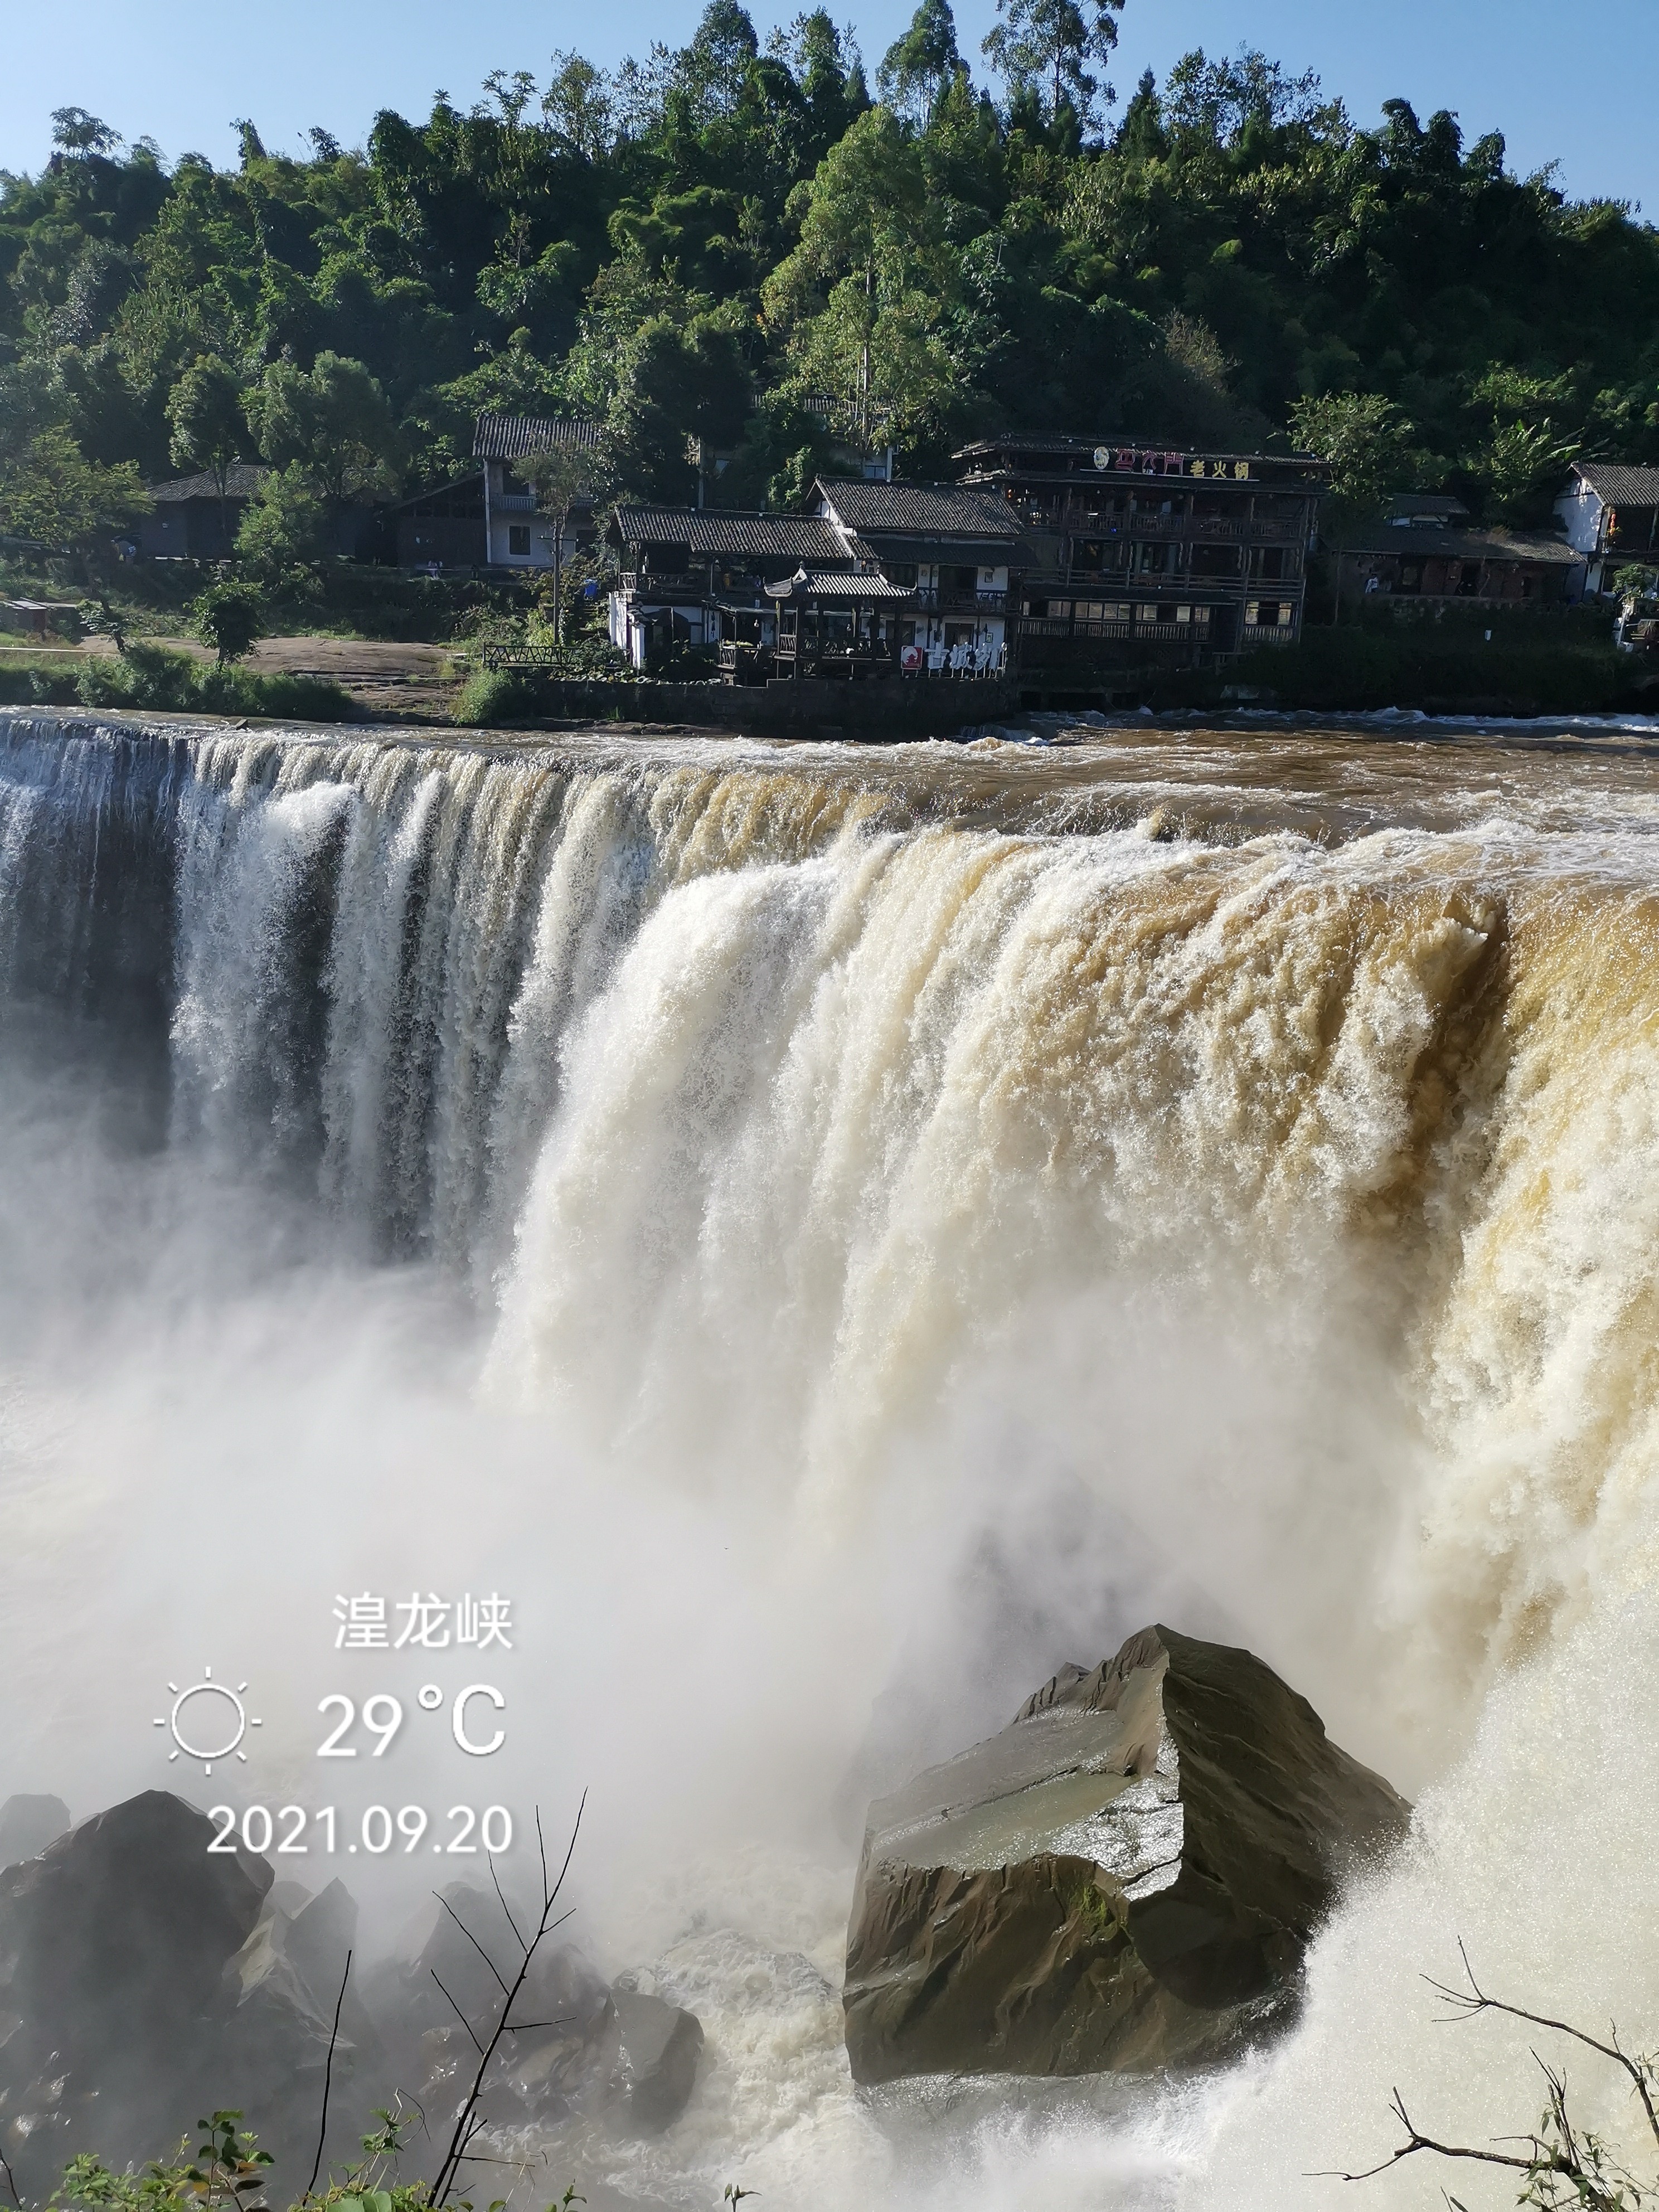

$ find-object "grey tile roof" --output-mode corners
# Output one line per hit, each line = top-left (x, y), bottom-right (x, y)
(1568, 462), (1659, 508)
(765, 570), (916, 599)
(816, 479), (1021, 540)
(149, 462), (268, 501)
(1328, 524), (1583, 563)
(610, 506), (847, 560)
(1382, 492), (1469, 520)
(474, 413), (603, 459)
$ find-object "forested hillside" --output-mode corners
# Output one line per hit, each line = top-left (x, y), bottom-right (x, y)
(4, 0), (1659, 551)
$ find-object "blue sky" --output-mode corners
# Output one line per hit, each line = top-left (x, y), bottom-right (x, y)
(3, 0), (1654, 214)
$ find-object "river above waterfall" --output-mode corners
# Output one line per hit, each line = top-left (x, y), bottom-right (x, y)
(6, 707), (1659, 2211)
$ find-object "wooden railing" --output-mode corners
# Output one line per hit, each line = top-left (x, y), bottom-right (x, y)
(913, 585), (1008, 612)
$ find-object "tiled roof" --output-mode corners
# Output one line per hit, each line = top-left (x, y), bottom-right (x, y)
(610, 506), (847, 560)
(149, 462), (268, 502)
(1567, 462), (1659, 508)
(1328, 524), (1583, 563)
(765, 570), (916, 599)
(816, 479), (1021, 539)
(474, 414), (603, 459)
(1382, 491), (1468, 520)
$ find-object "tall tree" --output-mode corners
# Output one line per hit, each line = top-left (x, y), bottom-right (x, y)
(982, 0), (1125, 129)
(165, 354), (248, 541)
(878, 0), (963, 122)
(524, 442), (607, 644)
(244, 352), (399, 547)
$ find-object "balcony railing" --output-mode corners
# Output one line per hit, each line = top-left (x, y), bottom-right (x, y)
(913, 585), (1008, 612)
(620, 570), (706, 596)
(493, 492), (538, 513)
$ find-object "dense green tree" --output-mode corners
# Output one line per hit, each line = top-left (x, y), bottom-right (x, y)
(982, 0), (1124, 130)
(0, 426), (149, 556)
(165, 353), (247, 525)
(879, 1), (963, 122)
(234, 461), (330, 576)
(191, 578), (264, 663)
(5, 25), (1659, 539)
(244, 351), (399, 539)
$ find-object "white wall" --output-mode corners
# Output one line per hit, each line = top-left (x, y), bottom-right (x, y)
(1554, 481), (1605, 557)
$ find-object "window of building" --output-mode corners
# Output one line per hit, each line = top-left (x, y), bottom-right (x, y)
(1247, 600), (1285, 628)
(1455, 564), (1481, 596)
(508, 525), (531, 557)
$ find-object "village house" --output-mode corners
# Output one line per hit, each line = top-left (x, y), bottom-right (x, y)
(606, 479), (1021, 678)
(954, 436), (1326, 667)
(1326, 491), (1583, 609)
(606, 507), (854, 670)
(136, 463), (268, 560)
(475, 413), (603, 567)
(1555, 462), (1659, 596)
(389, 415), (605, 571)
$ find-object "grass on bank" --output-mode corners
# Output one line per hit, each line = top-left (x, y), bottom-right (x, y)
(0, 557), (542, 645)
(0, 643), (354, 721)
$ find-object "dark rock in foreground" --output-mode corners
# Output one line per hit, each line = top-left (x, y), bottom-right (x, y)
(0, 1792), (271, 2186)
(612, 1985), (705, 2132)
(0, 1794), (70, 1868)
(843, 1624), (1410, 2083)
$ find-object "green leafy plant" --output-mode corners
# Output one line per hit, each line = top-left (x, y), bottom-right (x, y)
(192, 581), (264, 666)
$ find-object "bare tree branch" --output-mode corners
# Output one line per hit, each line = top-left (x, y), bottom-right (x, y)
(434, 1894), (513, 2001)
(426, 1792), (587, 2208)
(487, 1856), (528, 1957)
(1425, 1941), (1659, 2152)
(305, 1947), (353, 2199)
(430, 1968), (487, 2056)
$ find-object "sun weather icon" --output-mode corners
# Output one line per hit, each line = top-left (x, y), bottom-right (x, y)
(154, 1667), (263, 1775)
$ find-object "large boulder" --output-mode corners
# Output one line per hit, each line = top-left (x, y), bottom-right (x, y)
(843, 1624), (1409, 2083)
(611, 1986), (704, 2133)
(0, 1792), (271, 2189)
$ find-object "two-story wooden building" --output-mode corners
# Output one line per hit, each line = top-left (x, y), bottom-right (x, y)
(954, 436), (1326, 668)
(1555, 463), (1659, 597)
(607, 481), (1023, 678)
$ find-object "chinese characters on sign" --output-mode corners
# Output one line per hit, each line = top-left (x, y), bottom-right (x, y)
(1092, 447), (1254, 481)
(332, 1592), (514, 1651)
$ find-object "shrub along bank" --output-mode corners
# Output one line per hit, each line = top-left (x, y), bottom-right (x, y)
(0, 645), (354, 720)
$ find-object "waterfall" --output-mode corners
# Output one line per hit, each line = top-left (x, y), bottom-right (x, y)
(8, 708), (1659, 2208)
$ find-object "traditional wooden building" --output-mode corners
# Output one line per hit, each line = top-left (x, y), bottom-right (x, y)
(137, 463), (268, 560)
(607, 481), (1023, 678)
(388, 474), (487, 569)
(474, 414), (603, 569)
(606, 508), (852, 670)
(954, 436), (1326, 666)
(1326, 503), (1583, 609)
(1555, 462), (1659, 597)
(811, 481), (1022, 670)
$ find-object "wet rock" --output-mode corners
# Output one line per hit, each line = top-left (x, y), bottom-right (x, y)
(392, 1887), (619, 2125)
(0, 1791), (271, 2190)
(0, 1797), (70, 1869)
(843, 1624), (1410, 2083)
(610, 1988), (703, 2132)
(215, 1876), (381, 2163)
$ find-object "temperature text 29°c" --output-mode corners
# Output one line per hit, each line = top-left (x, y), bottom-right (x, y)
(207, 1804), (513, 1855)
(314, 1687), (506, 1758)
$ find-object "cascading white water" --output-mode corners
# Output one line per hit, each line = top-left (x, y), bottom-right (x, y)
(8, 709), (1659, 2209)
